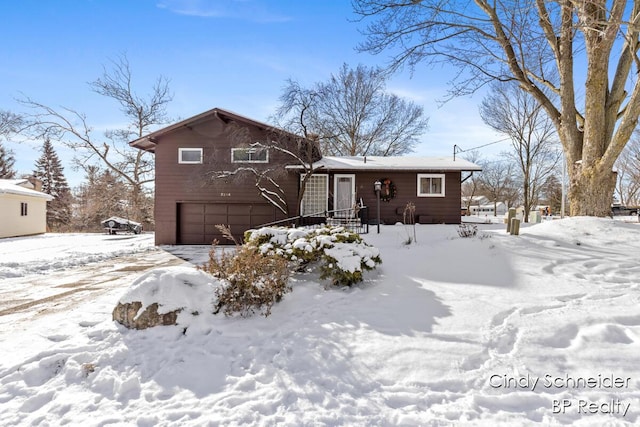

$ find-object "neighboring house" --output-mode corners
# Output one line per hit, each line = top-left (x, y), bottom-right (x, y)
(0, 178), (54, 239)
(130, 108), (481, 245)
(462, 196), (508, 216)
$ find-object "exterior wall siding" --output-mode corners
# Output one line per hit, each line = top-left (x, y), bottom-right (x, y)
(0, 195), (48, 238)
(153, 115), (300, 244)
(324, 171), (462, 225)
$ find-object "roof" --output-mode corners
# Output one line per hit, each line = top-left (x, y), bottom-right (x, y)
(129, 107), (301, 152)
(0, 179), (54, 200)
(287, 156), (482, 172)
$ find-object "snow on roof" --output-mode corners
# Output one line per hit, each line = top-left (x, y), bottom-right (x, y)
(0, 179), (54, 200)
(287, 156), (482, 171)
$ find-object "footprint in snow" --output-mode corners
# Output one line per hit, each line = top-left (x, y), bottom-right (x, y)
(614, 314), (640, 326)
(537, 324), (579, 348)
(79, 320), (101, 327)
(490, 325), (519, 355)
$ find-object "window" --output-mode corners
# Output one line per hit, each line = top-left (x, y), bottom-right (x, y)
(20, 202), (28, 216)
(300, 174), (328, 216)
(231, 147), (268, 163)
(178, 148), (203, 164)
(417, 174), (445, 197)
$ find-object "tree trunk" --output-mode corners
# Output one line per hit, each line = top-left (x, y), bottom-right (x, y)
(568, 164), (616, 216)
(523, 180), (530, 223)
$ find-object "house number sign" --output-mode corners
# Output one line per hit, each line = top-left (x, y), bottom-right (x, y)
(220, 192), (231, 197)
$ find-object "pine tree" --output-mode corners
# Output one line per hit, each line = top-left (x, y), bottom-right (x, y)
(33, 139), (72, 230)
(0, 141), (16, 178)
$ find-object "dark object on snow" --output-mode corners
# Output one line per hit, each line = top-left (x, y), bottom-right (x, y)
(102, 216), (143, 234)
(611, 205), (639, 216)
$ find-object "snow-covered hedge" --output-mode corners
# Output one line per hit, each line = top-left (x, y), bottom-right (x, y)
(244, 226), (382, 286)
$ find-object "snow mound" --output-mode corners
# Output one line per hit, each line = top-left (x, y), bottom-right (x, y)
(117, 266), (219, 330)
(520, 216), (640, 246)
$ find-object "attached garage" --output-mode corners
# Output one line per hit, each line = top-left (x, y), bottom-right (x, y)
(177, 203), (276, 244)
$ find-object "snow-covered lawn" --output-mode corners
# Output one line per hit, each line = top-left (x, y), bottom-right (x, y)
(0, 233), (156, 279)
(1, 218), (639, 426)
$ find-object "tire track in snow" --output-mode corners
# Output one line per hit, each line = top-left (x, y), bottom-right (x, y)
(0, 250), (185, 318)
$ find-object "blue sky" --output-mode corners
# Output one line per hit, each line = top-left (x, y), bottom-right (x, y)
(1, 0), (504, 186)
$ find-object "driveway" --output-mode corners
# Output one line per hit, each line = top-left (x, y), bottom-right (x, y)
(0, 249), (186, 325)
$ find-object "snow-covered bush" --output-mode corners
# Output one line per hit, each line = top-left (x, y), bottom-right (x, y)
(198, 244), (291, 317)
(244, 226), (382, 286)
(457, 224), (478, 238)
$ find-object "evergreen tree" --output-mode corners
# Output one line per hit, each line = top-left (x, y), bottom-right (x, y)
(33, 139), (72, 230)
(0, 141), (16, 178)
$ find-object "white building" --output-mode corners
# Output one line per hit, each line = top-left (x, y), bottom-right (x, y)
(0, 179), (54, 239)
(462, 196), (508, 216)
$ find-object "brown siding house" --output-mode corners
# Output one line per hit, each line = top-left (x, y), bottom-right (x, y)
(131, 108), (481, 245)
(291, 156), (481, 226)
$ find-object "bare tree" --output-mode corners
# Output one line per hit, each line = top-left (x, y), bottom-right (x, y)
(541, 174), (564, 214)
(354, 0), (640, 217)
(460, 150), (483, 215)
(0, 110), (24, 139)
(477, 159), (519, 214)
(273, 63), (429, 156)
(73, 166), (131, 232)
(480, 82), (561, 222)
(21, 54), (172, 224)
(615, 134), (640, 206)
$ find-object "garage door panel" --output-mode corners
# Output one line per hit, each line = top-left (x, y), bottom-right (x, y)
(181, 233), (208, 245)
(205, 204), (228, 215)
(181, 204), (205, 215)
(204, 214), (228, 224)
(228, 215), (250, 225)
(227, 205), (250, 215)
(178, 203), (275, 245)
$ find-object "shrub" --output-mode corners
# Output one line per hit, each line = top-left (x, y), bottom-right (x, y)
(199, 239), (291, 318)
(244, 226), (382, 287)
(457, 223), (478, 238)
(403, 202), (417, 244)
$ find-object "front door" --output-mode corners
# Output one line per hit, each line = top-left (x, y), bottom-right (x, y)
(334, 174), (355, 217)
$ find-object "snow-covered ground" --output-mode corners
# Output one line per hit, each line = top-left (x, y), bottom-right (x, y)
(1, 218), (639, 426)
(0, 233), (156, 279)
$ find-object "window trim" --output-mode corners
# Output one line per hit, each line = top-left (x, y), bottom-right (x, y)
(178, 148), (203, 164)
(417, 173), (446, 197)
(231, 147), (269, 163)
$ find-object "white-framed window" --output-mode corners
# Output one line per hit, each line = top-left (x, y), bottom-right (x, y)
(178, 148), (203, 164)
(417, 174), (445, 197)
(20, 202), (28, 216)
(231, 147), (269, 163)
(300, 174), (328, 216)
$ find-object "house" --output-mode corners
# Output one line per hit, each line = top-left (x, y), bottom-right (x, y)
(0, 178), (54, 239)
(293, 156), (482, 225)
(462, 196), (508, 216)
(130, 108), (481, 245)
